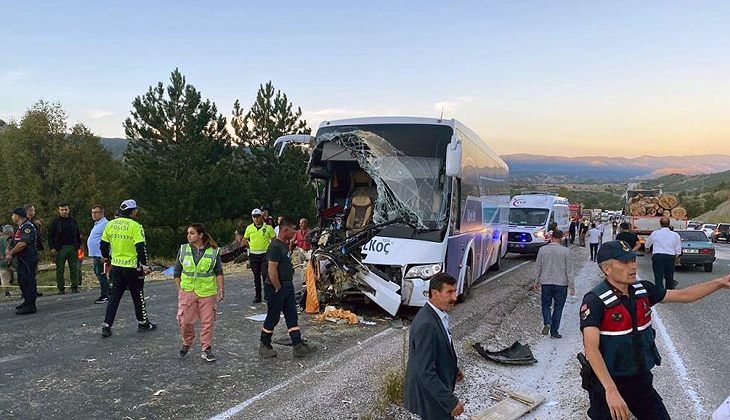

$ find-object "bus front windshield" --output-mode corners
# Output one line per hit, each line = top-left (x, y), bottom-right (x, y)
(510, 208), (549, 226)
(315, 124), (452, 230)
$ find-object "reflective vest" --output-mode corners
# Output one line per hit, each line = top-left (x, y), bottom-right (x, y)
(591, 281), (662, 377)
(179, 244), (219, 297)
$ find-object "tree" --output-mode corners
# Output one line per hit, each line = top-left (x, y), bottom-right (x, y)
(123, 69), (247, 228)
(0, 101), (126, 233)
(230, 81), (310, 149)
(230, 82), (316, 221)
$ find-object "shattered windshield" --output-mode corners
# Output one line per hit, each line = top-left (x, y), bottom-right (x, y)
(509, 208), (549, 226)
(313, 124), (452, 230)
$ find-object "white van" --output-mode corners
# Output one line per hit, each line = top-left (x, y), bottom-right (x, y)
(507, 192), (571, 254)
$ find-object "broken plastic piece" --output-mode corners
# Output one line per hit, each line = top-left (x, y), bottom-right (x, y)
(472, 341), (537, 365)
(314, 308), (359, 324)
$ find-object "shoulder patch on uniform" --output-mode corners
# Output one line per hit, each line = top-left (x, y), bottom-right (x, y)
(23, 227), (31, 234)
(580, 304), (590, 320)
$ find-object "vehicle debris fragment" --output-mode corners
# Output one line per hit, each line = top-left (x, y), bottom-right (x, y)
(472, 341), (537, 365)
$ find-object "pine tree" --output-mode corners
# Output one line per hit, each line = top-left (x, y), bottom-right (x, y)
(230, 82), (315, 221)
(123, 69), (246, 227)
(230, 81), (310, 149)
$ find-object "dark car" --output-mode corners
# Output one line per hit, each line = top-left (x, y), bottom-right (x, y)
(711, 223), (729, 243)
(677, 230), (715, 272)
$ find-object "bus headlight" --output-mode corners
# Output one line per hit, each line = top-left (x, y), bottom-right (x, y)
(405, 263), (443, 279)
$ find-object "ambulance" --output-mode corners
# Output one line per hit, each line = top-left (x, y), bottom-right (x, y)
(507, 192), (571, 254)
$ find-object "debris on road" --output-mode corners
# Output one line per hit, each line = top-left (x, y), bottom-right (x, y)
(474, 387), (545, 420)
(472, 341), (537, 365)
(314, 306), (359, 324)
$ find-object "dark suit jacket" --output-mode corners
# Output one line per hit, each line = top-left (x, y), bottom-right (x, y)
(404, 303), (459, 420)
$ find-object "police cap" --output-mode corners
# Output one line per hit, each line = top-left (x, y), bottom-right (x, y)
(596, 240), (636, 264)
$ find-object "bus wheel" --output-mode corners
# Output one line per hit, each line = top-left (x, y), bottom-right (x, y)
(457, 264), (472, 303)
(489, 244), (502, 271)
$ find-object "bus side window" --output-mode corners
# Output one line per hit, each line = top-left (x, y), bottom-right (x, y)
(450, 178), (461, 232)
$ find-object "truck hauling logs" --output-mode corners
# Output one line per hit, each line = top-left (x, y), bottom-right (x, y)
(624, 188), (688, 247)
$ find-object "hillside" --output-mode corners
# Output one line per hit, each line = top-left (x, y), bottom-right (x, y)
(639, 169), (730, 192)
(698, 198), (730, 223)
(100, 137), (129, 159)
(502, 153), (730, 182)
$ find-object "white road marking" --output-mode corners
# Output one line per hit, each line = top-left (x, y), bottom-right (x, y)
(653, 308), (706, 417)
(472, 260), (532, 289)
(208, 327), (397, 420)
(0, 355), (28, 364)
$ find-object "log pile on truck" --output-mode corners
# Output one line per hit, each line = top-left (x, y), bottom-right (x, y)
(627, 191), (687, 219)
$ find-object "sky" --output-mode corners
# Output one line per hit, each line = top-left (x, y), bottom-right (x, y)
(1, 1), (729, 157)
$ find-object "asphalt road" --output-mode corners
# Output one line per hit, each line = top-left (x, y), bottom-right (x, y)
(0, 256), (527, 420)
(637, 242), (730, 415)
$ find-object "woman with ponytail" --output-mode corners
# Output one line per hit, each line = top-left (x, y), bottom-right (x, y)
(174, 223), (224, 362)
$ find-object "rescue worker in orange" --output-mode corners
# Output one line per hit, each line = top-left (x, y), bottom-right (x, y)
(580, 240), (730, 420)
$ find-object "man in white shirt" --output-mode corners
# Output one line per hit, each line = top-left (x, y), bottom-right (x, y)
(587, 223), (601, 262)
(645, 218), (682, 290)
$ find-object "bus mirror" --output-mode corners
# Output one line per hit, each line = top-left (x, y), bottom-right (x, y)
(273, 134), (315, 158)
(445, 138), (462, 177)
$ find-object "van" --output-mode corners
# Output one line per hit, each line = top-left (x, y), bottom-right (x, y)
(507, 192), (571, 254)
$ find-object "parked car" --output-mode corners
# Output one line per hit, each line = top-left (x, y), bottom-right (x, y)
(711, 223), (730, 243)
(677, 230), (715, 272)
(687, 221), (703, 230)
(700, 223), (717, 240)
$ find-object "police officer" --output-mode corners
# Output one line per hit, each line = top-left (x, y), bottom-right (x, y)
(5, 208), (39, 315)
(580, 240), (730, 420)
(241, 208), (275, 304)
(99, 199), (156, 337)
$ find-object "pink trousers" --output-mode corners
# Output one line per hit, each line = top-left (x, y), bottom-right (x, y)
(177, 289), (216, 351)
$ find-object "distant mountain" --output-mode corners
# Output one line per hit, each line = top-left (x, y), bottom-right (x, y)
(501, 154), (730, 182)
(100, 137), (129, 160)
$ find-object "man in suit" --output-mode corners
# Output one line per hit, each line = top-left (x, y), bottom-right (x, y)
(404, 272), (465, 419)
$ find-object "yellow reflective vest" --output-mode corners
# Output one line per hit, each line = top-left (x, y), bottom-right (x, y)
(179, 244), (219, 297)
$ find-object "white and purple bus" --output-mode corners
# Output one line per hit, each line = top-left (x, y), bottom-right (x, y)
(276, 116), (509, 313)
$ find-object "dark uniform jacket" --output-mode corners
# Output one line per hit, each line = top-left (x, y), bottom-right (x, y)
(580, 280), (665, 377)
(12, 220), (39, 260)
(404, 303), (459, 420)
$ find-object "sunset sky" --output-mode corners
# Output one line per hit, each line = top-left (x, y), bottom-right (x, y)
(2, 1), (728, 157)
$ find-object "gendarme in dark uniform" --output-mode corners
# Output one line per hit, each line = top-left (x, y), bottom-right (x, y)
(579, 240), (730, 419)
(7, 208), (39, 315)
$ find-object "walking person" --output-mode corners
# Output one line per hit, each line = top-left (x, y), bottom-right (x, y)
(569, 219), (577, 245)
(579, 218), (589, 247)
(87, 205), (110, 304)
(534, 230), (575, 339)
(6, 208), (39, 315)
(100, 199), (156, 337)
(587, 223), (601, 262)
(175, 224), (225, 362)
(579, 240), (730, 419)
(645, 217), (681, 290)
(242, 209), (275, 304)
(259, 218), (314, 358)
(403, 272), (465, 420)
(47, 203), (82, 294)
(0, 225), (15, 297)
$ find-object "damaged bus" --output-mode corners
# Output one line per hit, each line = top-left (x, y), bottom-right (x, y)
(275, 117), (509, 315)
